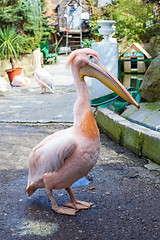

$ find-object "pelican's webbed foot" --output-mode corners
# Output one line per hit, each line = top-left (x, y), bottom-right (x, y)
(46, 188), (78, 216)
(52, 206), (78, 216)
(64, 187), (94, 210)
(63, 200), (94, 210)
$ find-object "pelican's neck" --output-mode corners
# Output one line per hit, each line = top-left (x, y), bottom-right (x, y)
(71, 64), (90, 100)
(71, 64), (99, 139)
(35, 52), (42, 69)
(71, 64), (92, 126)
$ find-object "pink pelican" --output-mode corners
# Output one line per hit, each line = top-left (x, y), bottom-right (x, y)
(11, 75), (31, 87)
(33, 49), (54, 94)
(25, 49), (139, 215)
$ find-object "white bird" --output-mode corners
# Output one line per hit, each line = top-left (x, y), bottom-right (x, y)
(25, 49), (139, 216)
(0, 76), (11, 94)
(11, 74), (31, 87)
(33, 49), (54, 94)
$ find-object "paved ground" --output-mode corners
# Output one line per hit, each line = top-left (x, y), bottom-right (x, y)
(0, 123), (160, 240)
(0, 56), (160, 239)
(0, 55), (77, 123)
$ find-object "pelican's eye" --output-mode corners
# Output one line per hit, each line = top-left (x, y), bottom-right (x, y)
(87, 54), (98, 64)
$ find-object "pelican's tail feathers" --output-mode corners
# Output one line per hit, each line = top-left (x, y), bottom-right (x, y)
(48, 83), (54, 93)
(25, 185), (36, 197)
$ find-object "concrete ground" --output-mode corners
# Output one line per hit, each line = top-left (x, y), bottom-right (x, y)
(0, 55), (76, 123)
(0, 55), (160, 239)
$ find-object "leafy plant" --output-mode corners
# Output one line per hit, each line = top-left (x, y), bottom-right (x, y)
(87, 0), (160, 54)
(105, 0), (159, 43)
(0, 26), (23, 60)
(89, 19), (103, 41)
(0, 0), (56, 52)
(82, 38), (96, 48)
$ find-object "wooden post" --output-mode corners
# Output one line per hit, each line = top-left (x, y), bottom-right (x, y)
(80, 27), (82, 48)
(66, 27), (69, 55)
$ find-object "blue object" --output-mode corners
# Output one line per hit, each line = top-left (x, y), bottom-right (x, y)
(71, 177), (90, 187)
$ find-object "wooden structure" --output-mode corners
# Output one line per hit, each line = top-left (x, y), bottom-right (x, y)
(120, 43), (152, 73)
(50, 0), (90, 52)
(52, 0), (90, 32)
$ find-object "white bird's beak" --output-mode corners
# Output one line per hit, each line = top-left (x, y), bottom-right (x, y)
(79, 60), (140, 109)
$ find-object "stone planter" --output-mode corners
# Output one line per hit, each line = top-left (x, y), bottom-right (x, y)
(91, 19), (118, 99)
(97, 20), (116, 42)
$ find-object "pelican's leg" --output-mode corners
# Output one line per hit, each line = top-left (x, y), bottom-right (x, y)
(41, 88), (46, 94)
(64, 187), (94, 210)
(46, 189), (78, 215)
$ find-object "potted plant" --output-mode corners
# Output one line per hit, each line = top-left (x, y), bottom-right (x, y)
(0, 26), (23, 85)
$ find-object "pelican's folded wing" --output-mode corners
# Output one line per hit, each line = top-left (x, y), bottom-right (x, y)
(29, 134), (77, 184)
(34, 68), (54, 91)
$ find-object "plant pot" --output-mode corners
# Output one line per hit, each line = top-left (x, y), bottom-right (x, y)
(5, 67), (23, 85)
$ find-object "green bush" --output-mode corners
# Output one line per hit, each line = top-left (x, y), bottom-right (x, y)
(0, 26), (23, 60)
(87, 0), (160, 52)
(82, 38), (96, 48)
(107, 0), (159, 43)
(0, 0), (56, 53)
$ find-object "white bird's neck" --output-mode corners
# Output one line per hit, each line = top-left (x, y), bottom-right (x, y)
(35, 51), (42, 69)
(71, 63), (90, 99)
(71, 64), (92, 126)
(72, 63), (91, 102)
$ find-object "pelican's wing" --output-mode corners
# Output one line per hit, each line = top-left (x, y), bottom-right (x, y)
(12, 75), (27, 87)
(28, 132), (76, 184)
(34, 68), (54, 92)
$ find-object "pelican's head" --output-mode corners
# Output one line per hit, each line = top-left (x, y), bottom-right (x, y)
(68, 48), (139, 109)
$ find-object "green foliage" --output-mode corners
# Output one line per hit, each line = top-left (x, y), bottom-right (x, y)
(82, 38), (96, 48)
(0, 0), (56, 53)
(107, 0), (159, 43)
(40, 8), (56, 45)
(86, 0), (103, 41)
(89, 19), (103, 41)
(87, 0), (160, 47)
(0, 26), (23, 60)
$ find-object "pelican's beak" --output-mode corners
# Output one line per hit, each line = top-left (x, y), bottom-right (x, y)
(79, 60), (140, 109)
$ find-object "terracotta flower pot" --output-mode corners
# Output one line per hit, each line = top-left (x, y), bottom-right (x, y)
(6, 68), (23, 85)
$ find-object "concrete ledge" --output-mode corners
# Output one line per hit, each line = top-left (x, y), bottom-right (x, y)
(97, 108), (160, 164)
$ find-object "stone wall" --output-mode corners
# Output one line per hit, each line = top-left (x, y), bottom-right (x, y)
(144, 37), (160, 58)
(97, 108), (160, 164)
